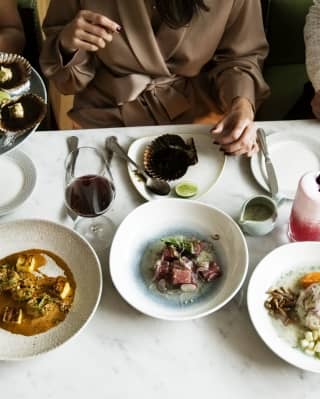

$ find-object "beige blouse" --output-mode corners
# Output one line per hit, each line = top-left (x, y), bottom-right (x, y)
(40, 0), (270, 128)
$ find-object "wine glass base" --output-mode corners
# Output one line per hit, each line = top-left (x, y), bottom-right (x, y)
(74, 215), (116, 252)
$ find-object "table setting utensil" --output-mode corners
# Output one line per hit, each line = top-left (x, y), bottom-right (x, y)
(257, 128), (279, 200)
(66, 135), (79, 178)
(65, 136), (79, 221)
(105, 135), (171, 196)
(64, 146), (116, 251)
(105, 137), (114, 166)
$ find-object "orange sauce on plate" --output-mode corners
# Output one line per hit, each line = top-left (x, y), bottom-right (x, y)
(0, 249), (76, 336)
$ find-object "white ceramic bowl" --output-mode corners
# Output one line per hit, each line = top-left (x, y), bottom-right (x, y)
(247, 242), (320, 373)
(110, 199), (248, 320)
(0, 219), (102, 360)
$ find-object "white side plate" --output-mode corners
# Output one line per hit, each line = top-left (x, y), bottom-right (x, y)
(0, 150), (36, 215)
(251, 131), (320, 199)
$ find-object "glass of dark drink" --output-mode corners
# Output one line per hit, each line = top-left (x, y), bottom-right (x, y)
(64, 146), (115, 250)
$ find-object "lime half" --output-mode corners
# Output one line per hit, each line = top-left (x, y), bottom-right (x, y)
(175, 181), (198, 198)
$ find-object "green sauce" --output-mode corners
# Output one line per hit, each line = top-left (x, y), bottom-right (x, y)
(243, 203), (273, 221)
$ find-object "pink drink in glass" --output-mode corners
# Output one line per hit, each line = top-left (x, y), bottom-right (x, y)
(288, 172), (320, 241)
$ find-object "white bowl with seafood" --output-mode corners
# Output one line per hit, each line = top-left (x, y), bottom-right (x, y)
(0, 219), (102, 360)
(110, 199), (248, 320)
(247, 242), (320, 373)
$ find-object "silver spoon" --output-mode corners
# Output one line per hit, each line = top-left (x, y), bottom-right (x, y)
(105, 136), (171, 196)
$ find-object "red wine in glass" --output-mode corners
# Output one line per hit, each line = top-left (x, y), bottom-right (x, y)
(64, 146), (116, 251)
(65, 174), (115, 217)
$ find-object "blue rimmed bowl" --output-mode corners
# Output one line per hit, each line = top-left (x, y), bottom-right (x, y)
(110, 199), (248, 320)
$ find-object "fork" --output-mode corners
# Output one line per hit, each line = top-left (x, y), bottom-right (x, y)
(66, 136), (79, 179)
(65, 136), (79, 221)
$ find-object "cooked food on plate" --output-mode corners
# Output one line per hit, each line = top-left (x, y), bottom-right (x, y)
(0, 53), (31, 94)
(265, 269), (320, 358)
(0, 66), (13, 83)
(143, 134), (198, 181)
(141, 235), (222, 301)
(0, 53), (46, 143)
(0, 93), (47, 134)
(0, 249), (76, 336)
(0, 90), (10, 105)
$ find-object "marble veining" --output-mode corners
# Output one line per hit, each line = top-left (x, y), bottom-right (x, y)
(1, 120), (320, 398)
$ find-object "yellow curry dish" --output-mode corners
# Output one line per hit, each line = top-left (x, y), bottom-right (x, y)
(0, 249), (76, 336)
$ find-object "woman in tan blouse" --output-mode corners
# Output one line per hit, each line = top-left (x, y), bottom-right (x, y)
(40, 0), (269, 156)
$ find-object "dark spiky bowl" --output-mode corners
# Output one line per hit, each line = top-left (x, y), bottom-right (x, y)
(0, 93), (47, 135)
(143, 134), (198, 181)
(0, 53), (32, 94)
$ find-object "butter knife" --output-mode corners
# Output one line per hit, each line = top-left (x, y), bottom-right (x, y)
(257, 128), (279, 198)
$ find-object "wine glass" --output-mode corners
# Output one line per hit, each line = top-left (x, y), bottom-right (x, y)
(64, 146), (116, 250)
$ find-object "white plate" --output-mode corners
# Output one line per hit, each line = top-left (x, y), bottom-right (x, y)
(127, 133), (226, 200)
(110, 199), (248, 320)
(0, 66), (47, 156)
(251, 131), (320, 199)
(0, 150), (36, 215)
(0, 219), (102, 360)
(247, 242), (320, 373)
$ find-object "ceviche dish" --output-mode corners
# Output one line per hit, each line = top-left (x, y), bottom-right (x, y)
(141, 235), (222, 302)
(0, 249), (76, 336)
(265, 268), (320, 358)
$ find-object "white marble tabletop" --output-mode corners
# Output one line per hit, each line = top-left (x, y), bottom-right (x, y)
(1, 120), (320, 398)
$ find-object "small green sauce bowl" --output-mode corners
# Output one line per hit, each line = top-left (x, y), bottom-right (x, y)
(238, 195), (278, 236)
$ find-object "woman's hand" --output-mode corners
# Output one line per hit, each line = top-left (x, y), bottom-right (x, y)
(311, 91), (320, 120)
(211, 97), (258, 157)
(59, 10), (121, 53)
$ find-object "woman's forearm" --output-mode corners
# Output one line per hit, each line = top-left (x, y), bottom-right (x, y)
(40, 0), (96, 95)
(209, 0), (269, 113)
(305, 0), (320, 91)
(0, 28), (25, 54)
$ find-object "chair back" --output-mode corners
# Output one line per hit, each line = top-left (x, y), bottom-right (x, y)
(261, 0), (313, 66)
(17, 0), (42, 70)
